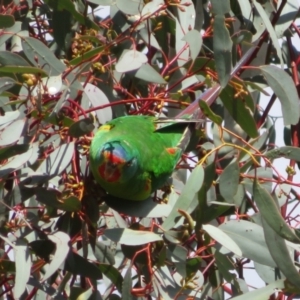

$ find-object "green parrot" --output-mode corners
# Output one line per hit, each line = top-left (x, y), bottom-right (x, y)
(89, 115), (200, 201)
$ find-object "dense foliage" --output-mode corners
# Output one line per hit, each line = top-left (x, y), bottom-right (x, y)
(0, 0), (300, 299)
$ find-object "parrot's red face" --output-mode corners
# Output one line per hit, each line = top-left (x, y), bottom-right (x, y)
(98, 142), (137, 183)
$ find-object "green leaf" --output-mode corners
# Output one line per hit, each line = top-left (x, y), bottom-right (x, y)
(262, 217), (300, 288)
(219, 220), (276, 267)
(198, 100), (222, 125)
(142, 0), (164, 17)
(99, 264), (123, 292)
(253, 180), (300, 243)
(69, 46), (104, 65)
(260, 65), (299, 125)
(203, 224), (242, 256)
(230, 279), (284, 300)
(210, 0), (230, 15)
(265, 146), (300, 161)
(213, 15), (232, 88)
(220, 86), (258, 138)
(115, 49), (147, 73)
(21, 37), (66, 76)
(122, 267), (133, 300)
(42, 232), (70, 281)
(253, 0), (283, 67)
(0, 51), (30, 67)
(36, 142), (74, 176)
(52, 8), (72, 52)
(104, 228), (162, 245)
(186, 257), (202, 278)
(0, 147), (33, 178)
(58, 196), (82, 212)
(276, 0), (299, 38)
(0, 66), (48, 76)
(94, 241), (115, 265)
(68, 118), (94, 138)
(35, 188), (81, 212)
(162, 164), (204, 231)
(14, 239), (32, 299)
(116, 0), (143, 15)
(214, 250), (236, 282)
(0, 144), (29, 161)
(0, 15), (15, 29)
(182, 29), (202, 61)
(44, 0), (99, 30)
(64, 252), (102, 280)
(84, 83), (113, 124)
(0, 119), (25, 146)
(254, 261), (284, 284)
(219, 161), (240, 204)
(135, 63), (166, 84)
(0, 77), (16, 94)
(104, 195), (172, 218)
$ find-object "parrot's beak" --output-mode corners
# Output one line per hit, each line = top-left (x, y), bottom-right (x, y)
(102, 162), (120, 182)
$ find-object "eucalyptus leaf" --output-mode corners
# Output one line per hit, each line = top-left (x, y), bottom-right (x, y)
(104, 228), (162, 245)
(260, 65), (299, 125)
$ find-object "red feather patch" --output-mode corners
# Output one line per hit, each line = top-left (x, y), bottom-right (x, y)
(98, 163), (121, 182)
(166, 147), (177, 155)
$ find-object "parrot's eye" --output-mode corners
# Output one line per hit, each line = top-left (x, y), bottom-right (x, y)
(126, 158), (136, 167)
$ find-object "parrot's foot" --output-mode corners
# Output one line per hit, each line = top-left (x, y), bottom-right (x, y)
(160, 185), (173, 203)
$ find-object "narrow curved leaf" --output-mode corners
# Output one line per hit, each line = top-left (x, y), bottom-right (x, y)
(203, 224), (242, 257)
(116, 0), (143, 15)
(0, 77), (16, 94)
(220, 87), (258, 138)
(219, 220), (276, 267)
(94, 241), (115, 265)
(0, 111), (20, 126)
(219, 161), (240, 203)
(0, 15), (15, 29)
(104, 195), (173, 218)
(0, 66), (48, 76)
(0, 51), (30, 66)
(211, 0), (230, 15)
(115, 50), (147, 73)
(199, 100), (222, 125)
(22, 37), (66, 76)
(14, 239), (32, 299)
(162, 164), (204, 231)
(253, 0), (283, 67)
(260, 66), (299, 126)
(262, 217), (300, 288)
(36, 142), (74, 176)
(231, 279), (284, 300)
(0, 119), (25, 146)
(0, 144), (29, 161)
(135, 63), (166, 84)
(68, 118), (94, 138)
(122, 267), (133, 300)
(84, 83), (112, 124)
(276, 0), (299, 38)
(182, 30), (202, 61)
(104, 228), (162, 245)
(253, 180), (300, 243)
(213, 15), (232, 88)
(42, 232), (70, 281)
(0, 148), (33, 178)
(64, 252), (102, 279)
(142, 0), (164, 16)
(265, 146), (300, 161)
